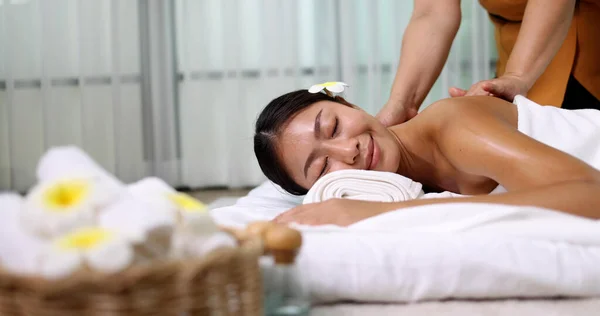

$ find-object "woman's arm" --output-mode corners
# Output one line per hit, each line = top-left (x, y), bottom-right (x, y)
(274, 180), (600, 226)
(452, 0), (576, 99)
(377, 0), (461, 126)
(398, 180), (600, 219)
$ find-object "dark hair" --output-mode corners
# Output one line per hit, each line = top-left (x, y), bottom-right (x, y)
(254, 89), (339, 195)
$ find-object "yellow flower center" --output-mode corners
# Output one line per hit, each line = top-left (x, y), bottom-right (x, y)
(57, 227), (114, 250)
(43, 179), (91, 211)
(320, 82), (338, 87)
(168, 193), (207, 213)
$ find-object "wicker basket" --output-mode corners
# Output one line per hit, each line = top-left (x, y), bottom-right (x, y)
(0, 236), (265, 316)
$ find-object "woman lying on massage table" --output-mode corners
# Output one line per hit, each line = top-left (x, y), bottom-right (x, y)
(253, 89), (600, 226)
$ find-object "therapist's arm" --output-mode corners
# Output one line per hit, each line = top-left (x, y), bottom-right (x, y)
(452, 0), (576, 99)
(377, 0), (461, 126)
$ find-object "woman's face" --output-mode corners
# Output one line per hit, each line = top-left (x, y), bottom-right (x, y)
(277, 100), (401, 190)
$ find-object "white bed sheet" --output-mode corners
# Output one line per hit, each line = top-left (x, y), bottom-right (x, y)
(310, 299), (600, 316)
(211, 181), (600, 303)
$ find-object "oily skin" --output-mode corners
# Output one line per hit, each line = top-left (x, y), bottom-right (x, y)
(278, 96), (512, 195)
(273, 95), (600, 224)
(277, 95), (600, 198)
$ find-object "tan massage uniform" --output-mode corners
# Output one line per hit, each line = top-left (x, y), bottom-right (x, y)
(479, 0), (600, 108)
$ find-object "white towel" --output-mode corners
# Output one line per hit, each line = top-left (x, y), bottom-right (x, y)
(303, 170), (423, 204)
(293, 202), (600, 303)
(491, 95), (600, 194)
(0, 193), (47, 275)
(298, 227), (600, 303)
(303, 169), (459, 205)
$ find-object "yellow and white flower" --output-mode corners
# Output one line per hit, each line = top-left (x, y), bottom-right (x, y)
(128, 177), (218, 233)
(126, 177), (221, 259)
(308, 81), (349, 95)
(21, 177), (115, 237)
(128, 177), (179, 214)
(166, 192), (226, 258)
(39, 227), (133, 279)
(36, 146), (125, 201)
(168, 192), (216, 231)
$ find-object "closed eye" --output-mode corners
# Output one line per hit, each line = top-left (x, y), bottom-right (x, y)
(320, 157), (329, 177)
(332, 117), (338, 138)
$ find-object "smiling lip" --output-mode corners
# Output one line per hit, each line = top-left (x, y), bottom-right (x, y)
(367, 134), (380, 170)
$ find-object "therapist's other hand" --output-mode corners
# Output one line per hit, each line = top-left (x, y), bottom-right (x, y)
(273, 199), (389, 226)
(376, 100), (419, 127)
(449, 74), (530, 102)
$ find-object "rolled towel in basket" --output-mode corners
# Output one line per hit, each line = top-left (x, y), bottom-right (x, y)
(303, 170), (424, 204)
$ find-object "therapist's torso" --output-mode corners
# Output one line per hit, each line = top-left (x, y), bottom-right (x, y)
(478, 0), (600, 107)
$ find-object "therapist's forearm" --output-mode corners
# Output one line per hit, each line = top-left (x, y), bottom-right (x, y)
(388, 14), (459, 111)
(378, 180), (600, 219)
(503, 0), (576, 88)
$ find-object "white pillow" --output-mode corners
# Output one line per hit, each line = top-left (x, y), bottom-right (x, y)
(209, 181), (303, 228)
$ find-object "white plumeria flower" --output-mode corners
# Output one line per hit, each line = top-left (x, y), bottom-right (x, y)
(126, 177), (221, 259)
(39, 227), (134, 279)
(21, 177), (116, 237)
(0, 193), (48, 275)
(128, 177), (179, 214)
(167, 193), (222, 259)
(308, 81), (349, 95)
(36, 146), (124, 206)
(168, 192), (219, 233)
(128, 177), (218, 233)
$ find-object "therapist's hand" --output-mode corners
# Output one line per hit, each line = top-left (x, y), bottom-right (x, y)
(273, 199), (391, 226)
(376, 100), (419, 127)
(449, 74), (530, 102)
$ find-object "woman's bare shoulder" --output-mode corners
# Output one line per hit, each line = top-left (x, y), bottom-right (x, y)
(417, 96), (518, 128)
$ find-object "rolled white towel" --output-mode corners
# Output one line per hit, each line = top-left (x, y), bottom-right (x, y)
(303, 170), (424, 204)
(98, 194), (175, 247)
(0, 193), (48, 275)
(303, 169), (463, 205)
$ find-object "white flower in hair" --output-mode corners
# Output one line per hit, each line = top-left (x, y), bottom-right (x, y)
(308, 81), (349, 95)
(39, 227), (134, 279)
(21, 177), (117, 237)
